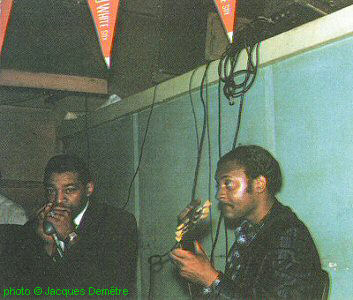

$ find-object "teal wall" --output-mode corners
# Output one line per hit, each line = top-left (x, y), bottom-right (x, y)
(63, 35), (353, 299)
(64, 116), (135, 212)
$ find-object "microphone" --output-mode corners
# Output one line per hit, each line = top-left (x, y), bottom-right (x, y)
(177, 198), (202, 224)
(43, 220), (64, 258)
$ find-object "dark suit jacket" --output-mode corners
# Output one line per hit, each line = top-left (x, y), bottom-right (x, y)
(2, 200), (137, 298)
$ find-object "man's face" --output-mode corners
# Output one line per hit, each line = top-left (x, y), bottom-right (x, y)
(216, 166), (258, 222)
(45, 171), (90, 216)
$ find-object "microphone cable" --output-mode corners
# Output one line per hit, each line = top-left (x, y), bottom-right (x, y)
(148, 61), (214, 300)
(217, 23), (260, 104)
(189, 67), (201, 151)
(122, 85), (158, 210)
(211, 17), (269, 269)
(190, 61), (212, 204)
(85, 97), (91, 171)
(148, 244), (177, 300)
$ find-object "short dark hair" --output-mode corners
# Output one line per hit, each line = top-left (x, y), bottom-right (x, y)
(43, 154), (91, 186)
(217, 145), (282, 195)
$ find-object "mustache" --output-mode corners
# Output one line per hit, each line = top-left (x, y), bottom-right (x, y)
(218, 202), (234, 210)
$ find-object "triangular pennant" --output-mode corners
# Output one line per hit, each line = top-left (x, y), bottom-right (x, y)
(213, 0), (237, 42)
(87, 0), (120, 69)
(0, 0), (14, 56)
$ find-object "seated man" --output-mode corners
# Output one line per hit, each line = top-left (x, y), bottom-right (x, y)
(171, 145), (324, 299)
(2, 155), (137, 297)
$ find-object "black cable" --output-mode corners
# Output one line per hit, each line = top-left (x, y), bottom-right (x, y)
(232, 94), (245, 149)
(224, 217), (228, 266)
(149, 13), (269, 300)
(210, 211), (223, 264)
(218, 21), (260, 105)
(190, 62), (211, 204)
(122, 86), (157, 210)
(186, 62), (212, 300)
(147, 18), (266, 289)
(189, 67), (200, 150)
(148, 63), (213, 299)
(85, 97), (91, 170)
(218, 42), (259, 102)
(148, 244), (177, 300)
(209, 66), (227, 268)
(217, 76), (225, 266)
(205, 70), (214, 246)
(211, 18), (265, 270)
(218, 80), (222, 159)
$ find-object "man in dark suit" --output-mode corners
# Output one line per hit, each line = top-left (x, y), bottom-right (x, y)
(3, 154), (137, 298)
(171, 145), (325, 299)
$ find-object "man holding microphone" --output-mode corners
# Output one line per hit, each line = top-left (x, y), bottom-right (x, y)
(2, 154), (137, 298)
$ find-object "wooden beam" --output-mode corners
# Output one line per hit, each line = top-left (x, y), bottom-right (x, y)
(0, 69), (108, 94)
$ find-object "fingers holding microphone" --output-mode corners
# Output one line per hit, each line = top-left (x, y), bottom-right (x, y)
(170, 241), (220, 286)
(45, 206), (74, 240)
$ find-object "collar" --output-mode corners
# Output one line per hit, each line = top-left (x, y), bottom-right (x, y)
(74, 200), (90, 227)
(234, 199), (281, 246)
(258, 198), (281, 226)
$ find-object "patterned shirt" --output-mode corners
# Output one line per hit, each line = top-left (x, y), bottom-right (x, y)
(225, 219), (261, 281)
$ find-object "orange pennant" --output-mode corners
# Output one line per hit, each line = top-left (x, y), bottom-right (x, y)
(0, 0), (14, 56)
(213, 0), (237, 42)
(87, 0), (120, 68)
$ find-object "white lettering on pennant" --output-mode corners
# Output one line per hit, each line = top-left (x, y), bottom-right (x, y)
(97, 3), (110, 30)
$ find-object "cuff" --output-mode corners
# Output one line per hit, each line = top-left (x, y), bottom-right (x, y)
(202, 271), (223, 295)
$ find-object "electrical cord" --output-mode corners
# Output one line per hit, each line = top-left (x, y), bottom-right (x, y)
(85, 97), (91, 170)
(205, 66), (214, 246)
(232, 94), (245, 149)
(211, 18), (267, 271)
(122, 85), (157, 210)
(218, 22), (260, 104)
(217, 78), (228, 266)
(147, 18), (268, 296)
(148, 244), (177, 300)
(210, 210), (223, 265)
(148, 62), (213, 299)
(189, 67), (200, 151)
(190, 61), (211, 204)
(218, 79), (223, 158)
(224, 216), (229, 267)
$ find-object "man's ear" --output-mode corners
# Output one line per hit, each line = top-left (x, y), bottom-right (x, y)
(86, 182), (94, 197)
(253, 176), (267, 193)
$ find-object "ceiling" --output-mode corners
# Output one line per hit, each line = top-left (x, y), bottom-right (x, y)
(0, 0), (352, 113)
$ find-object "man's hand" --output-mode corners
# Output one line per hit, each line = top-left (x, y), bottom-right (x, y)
(37, 203), (75, 241)
(45, 206), (75, 240)
(170, 241), (220, 287)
